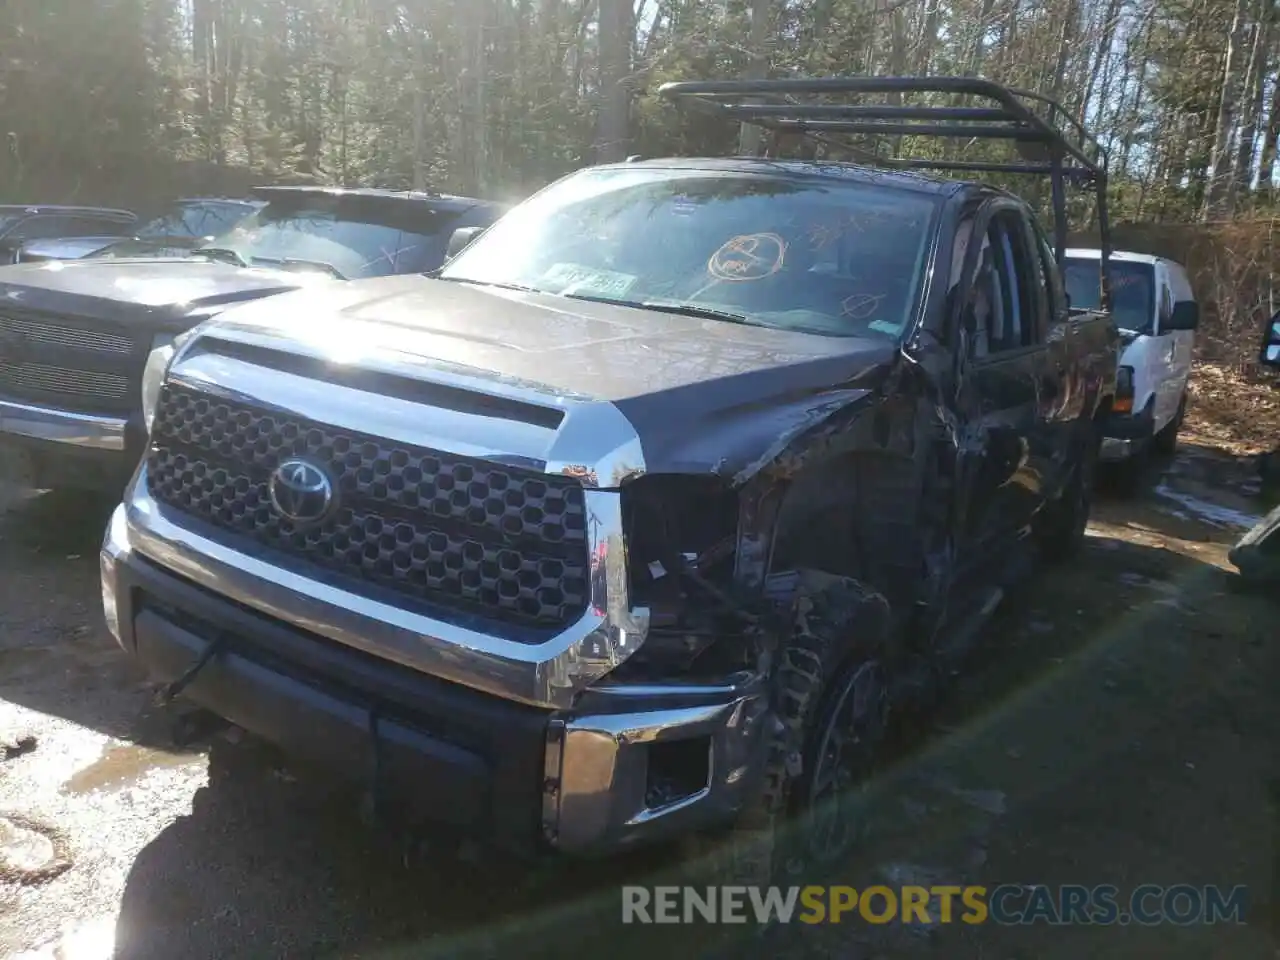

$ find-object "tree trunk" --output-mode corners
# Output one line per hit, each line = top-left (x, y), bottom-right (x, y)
(737, 0), (774, 157)
(1232, 1), (1271, 198)
(1203, 0), (1251, 218)
(412, 32), (427, 190)
(594, 0), (631, 163)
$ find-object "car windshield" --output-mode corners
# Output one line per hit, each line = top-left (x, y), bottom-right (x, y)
(136, 201), (256, 241)
(439, 167), (939, 340)
(92, 237), (196, 259)
(197, 196), (463, 279)
(0, 214), (22, 235)
(1065, 257), (1154, 334)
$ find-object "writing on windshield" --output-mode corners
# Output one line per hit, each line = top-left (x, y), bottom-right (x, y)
(439, 168), (939, 340)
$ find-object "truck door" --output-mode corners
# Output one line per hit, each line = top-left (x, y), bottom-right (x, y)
(951, 200), (1044, 565)
(1024, 217), (1080, 484)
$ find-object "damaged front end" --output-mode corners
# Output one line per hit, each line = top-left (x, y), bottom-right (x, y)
(544, 473), (781, 853)
(544, 385), (891, 854)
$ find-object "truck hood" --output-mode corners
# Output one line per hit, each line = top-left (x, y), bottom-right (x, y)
(0, 258), (330, 332)
(203, 274), (898, 480)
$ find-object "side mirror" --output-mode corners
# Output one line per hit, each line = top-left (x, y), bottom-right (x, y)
(1261, 313), (1280, 367)
(1165, 301), (1200, 331)
(446, 226), (485, 261)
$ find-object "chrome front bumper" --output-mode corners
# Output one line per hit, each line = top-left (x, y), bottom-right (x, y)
(110, 463), (650, 711)
(101, 504), (769, 855)
(547, 680), (769, 853)
(0, 397), (126, 450)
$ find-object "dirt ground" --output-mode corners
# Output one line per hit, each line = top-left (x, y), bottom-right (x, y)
(0, 381), (1275, 959)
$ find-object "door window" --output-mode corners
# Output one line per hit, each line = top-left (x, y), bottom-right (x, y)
(966, 211), (1039, 358)
(1030, 222), (1067, 323)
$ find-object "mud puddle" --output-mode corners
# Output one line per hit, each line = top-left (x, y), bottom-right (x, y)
(61, 744), (200, 797)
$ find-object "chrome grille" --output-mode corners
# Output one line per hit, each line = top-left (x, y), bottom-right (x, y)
(146, 384), (590, 633)
(0, 360), (129, 400)
(0, 315), (135, 355)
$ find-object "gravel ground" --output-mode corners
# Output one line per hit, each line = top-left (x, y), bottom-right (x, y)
(0, 444), (1275, 960)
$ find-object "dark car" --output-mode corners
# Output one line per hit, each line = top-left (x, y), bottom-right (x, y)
(0, 186), (505, 493)
(76, 197), (265, 260)
(99, 78), (1119, 882)
(0, 205), (138, 263)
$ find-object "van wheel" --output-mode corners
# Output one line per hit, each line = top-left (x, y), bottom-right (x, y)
(1152, 394), (1186, 456)
(691, 571), (891, 889)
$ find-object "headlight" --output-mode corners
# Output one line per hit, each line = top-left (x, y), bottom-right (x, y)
(141, 328), (196, 432)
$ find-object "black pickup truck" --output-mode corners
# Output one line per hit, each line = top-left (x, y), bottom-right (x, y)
(100, 78), (1118, 880)
(0, 186), (504, 493)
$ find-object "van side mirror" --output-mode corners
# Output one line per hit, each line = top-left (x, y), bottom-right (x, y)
(1261, 313), (1280, 367)
(1165, 301), (1199, 331)
(446, 226), (485, 261)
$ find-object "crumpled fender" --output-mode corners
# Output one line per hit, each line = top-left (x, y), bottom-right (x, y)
(635, 387), (878, 486)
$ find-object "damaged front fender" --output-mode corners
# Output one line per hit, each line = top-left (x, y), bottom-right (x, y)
(629, 387), (879, 486)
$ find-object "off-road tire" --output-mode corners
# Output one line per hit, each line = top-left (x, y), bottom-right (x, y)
(1151, 394), (1186, 456)
(1036, 426), (1098, 562)
(690, 571), (891, 891)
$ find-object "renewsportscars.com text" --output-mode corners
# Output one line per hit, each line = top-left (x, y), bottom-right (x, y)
(621, 884), (1249, 926)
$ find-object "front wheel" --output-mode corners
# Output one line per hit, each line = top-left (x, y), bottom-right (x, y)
(1152, 393), (1187, 456)
(694, 571), (891, 887)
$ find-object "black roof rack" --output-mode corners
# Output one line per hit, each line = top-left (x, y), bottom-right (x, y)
(658, 76), (1112, 309)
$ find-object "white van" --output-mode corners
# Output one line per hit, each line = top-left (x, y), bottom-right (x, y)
(1063, 249), (1199, 472)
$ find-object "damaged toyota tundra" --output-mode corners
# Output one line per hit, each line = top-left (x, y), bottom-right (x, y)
(100, 78), (1119, 880)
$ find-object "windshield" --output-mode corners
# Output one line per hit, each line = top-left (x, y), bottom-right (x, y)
(0, 214), (22, 235)
(1065, 257), (1154, 334)
(136, 201), (255, 241)
(197, 197), (463, 279)
(92, 237), (199, 259)
(440, 167), (939, 340)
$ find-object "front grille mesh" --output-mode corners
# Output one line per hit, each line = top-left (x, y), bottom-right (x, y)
(0, 360), (129, 399)
(0, 315), (135, 355)
(146, 384), (591, 633)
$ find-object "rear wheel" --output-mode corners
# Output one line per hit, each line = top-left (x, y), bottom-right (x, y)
(1036, 426), (1098, 562)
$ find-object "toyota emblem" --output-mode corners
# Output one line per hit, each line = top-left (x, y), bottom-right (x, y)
(268, 458), (335, 526)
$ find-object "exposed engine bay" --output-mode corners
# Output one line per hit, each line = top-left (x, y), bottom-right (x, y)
(616, 475), (761, 679)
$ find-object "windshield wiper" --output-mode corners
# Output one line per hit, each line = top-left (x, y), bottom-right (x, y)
(267, 257), (348, 280)
(434, 276), (544, 294)
(195, 246), (249, 267)
(432, 279), (760, 327)
(566, 294), (760, 327)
